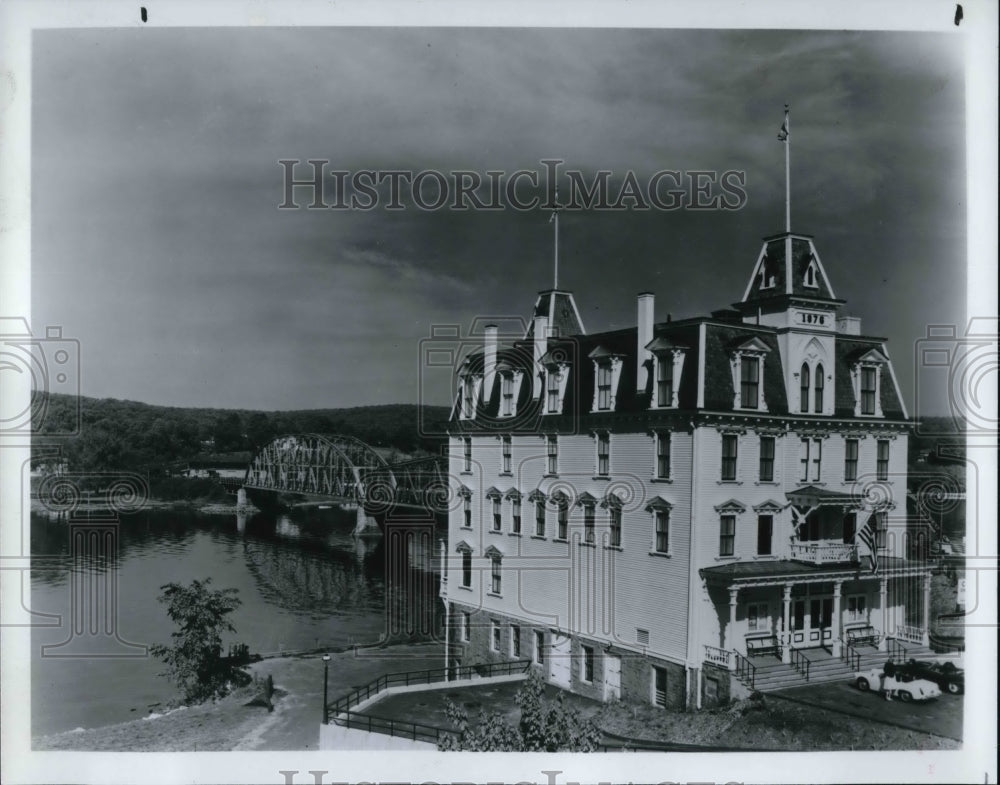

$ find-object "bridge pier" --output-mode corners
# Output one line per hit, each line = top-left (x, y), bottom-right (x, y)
(353, 506), (381, 537)
(236, 487), (248, 508)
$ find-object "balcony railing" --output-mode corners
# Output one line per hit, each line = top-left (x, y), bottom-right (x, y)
(893, 625), (926, 644)
(789, 540), (858, 565)
(704, 644), (733, 670)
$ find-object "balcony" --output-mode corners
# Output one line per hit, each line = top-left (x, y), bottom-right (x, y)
(789, 540), (858, 565)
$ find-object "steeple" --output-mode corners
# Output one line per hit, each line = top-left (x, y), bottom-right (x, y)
(525, 188), (585, 339)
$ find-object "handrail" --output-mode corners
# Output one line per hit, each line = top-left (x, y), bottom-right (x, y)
(333, 709), (451, 745)
(842, 640), (861, 672)
(887, 637), (907, 661)
(789, 648), (811, 681)
(324, 659), (532, 724)
(733, 650), (756, 690)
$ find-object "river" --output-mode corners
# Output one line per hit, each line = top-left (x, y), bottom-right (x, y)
(29, 506), (444, 737)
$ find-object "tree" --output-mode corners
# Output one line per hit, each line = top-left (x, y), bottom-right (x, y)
(438, 669), (602, 752)
(149, 578), (250, 703)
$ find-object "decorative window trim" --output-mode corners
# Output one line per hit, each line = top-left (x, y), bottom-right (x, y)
(803, 258), (820, 289)
(594, 429), (612, 477)
(458, 373), (483, 420)
(646, 497), (672, 556)
(647, 341), (687, 410)
(752, 499), (785, 513)
(729, 337), (770, 412)
(588, 347), (625, 412)
(714, 498), (747, 514)
(850, 353), (886, 417)
(652, 430), (672, 481)
(542, 365), (570, 415)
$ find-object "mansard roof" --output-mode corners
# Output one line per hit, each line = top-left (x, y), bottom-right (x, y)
(741, 233), (840, 305)
(525, 289), (586, 338)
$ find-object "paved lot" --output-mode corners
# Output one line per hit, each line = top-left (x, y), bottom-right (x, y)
(773, 679), (963, 741)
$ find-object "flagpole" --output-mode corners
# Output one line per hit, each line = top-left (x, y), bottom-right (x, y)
(553, 186), (560, 289)
(784, 104), (790, 234)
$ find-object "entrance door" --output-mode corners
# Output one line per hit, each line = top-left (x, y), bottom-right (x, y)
(604, 654), (621, 701)
(791, 596), (833, 648)
(549, 633), (571, 687)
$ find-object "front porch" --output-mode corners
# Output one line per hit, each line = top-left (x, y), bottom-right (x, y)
(699, 557), (933, 690)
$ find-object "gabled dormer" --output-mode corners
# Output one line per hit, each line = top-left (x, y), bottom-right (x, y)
(847, 346), (889, 418)
(588, 345), (625, 413)
(728, 336), (770, 412)
(646, 336), (688, 409)
(539, 344), (572, 416)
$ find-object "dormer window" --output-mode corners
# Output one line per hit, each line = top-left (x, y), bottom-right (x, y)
(597, 364), (613, 410)
(501, 373), (514, 416)
(588, 346), (624, 413)
(547, 370), (560, 413)
(804, 263), (817, 288)
(646, 337), (687, 410)
(458, 372), (482, 420)
(729, 337), (770, 412)
(849, 348), (888, 417)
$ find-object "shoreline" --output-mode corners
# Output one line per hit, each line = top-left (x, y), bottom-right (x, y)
(30, 497), (261, 516)
(33, 641), (445, 752)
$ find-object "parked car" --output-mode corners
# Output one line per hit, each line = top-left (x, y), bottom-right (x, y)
(897, 658), (964, 694)
(853, 667), (942, 702)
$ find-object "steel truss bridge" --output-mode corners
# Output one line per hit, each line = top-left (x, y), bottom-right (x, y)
(241, 434), (448, 512)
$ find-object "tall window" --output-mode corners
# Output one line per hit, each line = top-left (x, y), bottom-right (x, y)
(740, 356), (760, 409)
(462, 612), (471, 642)
(511, 497), (522, 534)
(491, 496), (502, 531)
(501, 436), (512, 473)
(609, 505), (622, 547)
(557, 501), (568, 540)
(814, 364), (825, 413)
(584, 504), (595, 544)
(657, 357), (673, 407)
(535, 500), (545, 537)
(747, 603), (767, 631)
(534, 630), (545, 665)
(463, 379), (474, 418)
(875, 511), (887, 550)
(861, 367), (877, 415)
(511, 625), (521, 658)
(463, 437), (472, 471)
(800, 363), (810, 413)
(461, 550), (472, 587)
(652, 666), (667, 708)
(654, 509), (670, 554)
(845, 438), (859, 481)
(501, 374), (514, 416)
(847, 595), (866, 623)
(656, 432), (671, 479)
(876, 440), (890, 481)
(546, 435), (558, 475)
(719, 514), (736, 557)
(597, 432), (610, 476)
(462, 494), (472, 528)
(757, 514), (773, 555)
(842, 512), (857, 544)
(581, 646), (595, 683)
(491, 620), (500, 651)
(491, 555), (502, 594)
(721, 434), (738, 481)
(759, 436), (775, 482)
(597, 364), (613, 410)
(811, 438), (822, 481)
(547, 371), (560, 413)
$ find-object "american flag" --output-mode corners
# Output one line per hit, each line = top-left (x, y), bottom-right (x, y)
(857, 514), (879, 575)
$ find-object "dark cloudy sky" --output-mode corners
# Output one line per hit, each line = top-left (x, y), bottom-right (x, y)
(32, 27), (966, 413)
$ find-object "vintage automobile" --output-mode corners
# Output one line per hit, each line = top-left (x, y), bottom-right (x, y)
(896, 658), (964, 695)
(853, 667), (942, 702)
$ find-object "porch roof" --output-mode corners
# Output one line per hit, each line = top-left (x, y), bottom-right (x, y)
(700, 556), (925, 587)
(786, 485), (860, 508)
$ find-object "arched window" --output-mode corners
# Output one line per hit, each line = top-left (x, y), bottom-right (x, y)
(814, 364), (824, 413)
(799, 364), (810, 413)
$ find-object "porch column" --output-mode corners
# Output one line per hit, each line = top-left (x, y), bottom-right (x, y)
(922, 572), (932, 646)
(877, 577), (888, 651)
(831, 581), (843, 657)
(726, 586), (739, 651)
(781, 584), (792, 664)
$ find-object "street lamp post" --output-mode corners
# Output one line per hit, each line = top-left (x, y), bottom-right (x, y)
(322, 654), (330, 725)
